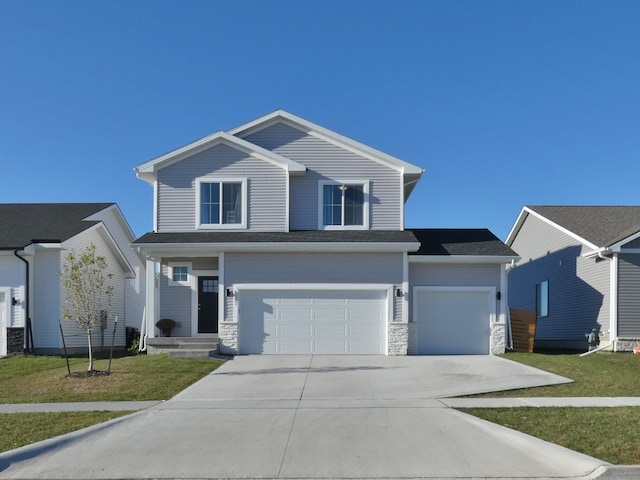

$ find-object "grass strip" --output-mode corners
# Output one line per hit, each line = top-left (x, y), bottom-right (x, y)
(460, 407), (640, 465)
(0, 411), (132, 453)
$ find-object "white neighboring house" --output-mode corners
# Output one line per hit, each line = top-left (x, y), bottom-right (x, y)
(0, 203), (146, 355)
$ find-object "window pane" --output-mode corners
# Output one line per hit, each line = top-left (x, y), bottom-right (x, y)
(200, 183), (220, 224)
(344, 184), (364, 225)
(222, 183), (242, 224)
(536, 281), (549, 317)
(173, 266), (188, 282)
(323, 185), (342, 225)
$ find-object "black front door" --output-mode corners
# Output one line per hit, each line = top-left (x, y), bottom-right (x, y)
(197, 276), (218, 334)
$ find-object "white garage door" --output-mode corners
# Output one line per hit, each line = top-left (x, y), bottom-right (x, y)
(238, 289), (387, 354)
(415, 287), (494, 355)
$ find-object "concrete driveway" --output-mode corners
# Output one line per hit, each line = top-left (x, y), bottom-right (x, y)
(0, 355), (607, 479)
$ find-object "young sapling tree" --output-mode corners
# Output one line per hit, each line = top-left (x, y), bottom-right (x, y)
(60, 243), (113, 372)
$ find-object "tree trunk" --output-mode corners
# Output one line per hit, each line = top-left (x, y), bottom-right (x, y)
(87, 329), (94, 372)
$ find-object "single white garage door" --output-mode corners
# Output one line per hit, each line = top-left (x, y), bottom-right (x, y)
(238, 289), (387, 354)
(414, 287), (494, 355)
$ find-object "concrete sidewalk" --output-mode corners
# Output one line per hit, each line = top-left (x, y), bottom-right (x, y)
(1, 397), (640, 412)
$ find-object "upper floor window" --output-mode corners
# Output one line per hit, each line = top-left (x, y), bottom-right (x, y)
(196, 178), (247, 229)
(319, 181), (369, 230)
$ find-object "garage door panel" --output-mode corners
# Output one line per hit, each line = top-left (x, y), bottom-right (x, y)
(415, 288), (493, 355)
(238, 289), (387, 354)
(315, 325), (347, 336)
(280, 325), (313, 335)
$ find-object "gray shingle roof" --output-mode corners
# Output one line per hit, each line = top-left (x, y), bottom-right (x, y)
(409, 229), (518, 256)
(134, 228), (516, 258)
(133, 230), (419, 244)
(527, 206), (640, 247)
(0, 203), (114, 249)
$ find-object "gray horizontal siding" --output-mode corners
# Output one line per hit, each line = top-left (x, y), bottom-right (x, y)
(224, 252), (403, 323)
(509, 214), (611, 343)
(618, 253), (640, 337)
(159, 263), (192, 337)
(157, 143), (287, 232)
(244, 123), (402, 230)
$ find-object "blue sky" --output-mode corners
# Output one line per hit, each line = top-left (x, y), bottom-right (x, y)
(2, 1), (639, 240)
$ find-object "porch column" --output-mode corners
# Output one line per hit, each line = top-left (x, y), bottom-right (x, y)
(145, 258), (157, 338)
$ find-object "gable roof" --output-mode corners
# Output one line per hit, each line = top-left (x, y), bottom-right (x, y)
(409, 229), (518, 257)
(229, 110), (424, 175)
(134, 130), (307, 184)
(507, 206), (640, 249)
(229, 110), (424, 200)
(0, 203), (115, 250)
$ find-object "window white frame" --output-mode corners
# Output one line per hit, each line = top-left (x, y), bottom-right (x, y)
(168, 262), (192, 287)
(317, 180), (369, 230)
(196, 177), (247, 230)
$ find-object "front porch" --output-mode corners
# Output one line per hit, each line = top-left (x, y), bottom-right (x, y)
(146, 336), (220, 358)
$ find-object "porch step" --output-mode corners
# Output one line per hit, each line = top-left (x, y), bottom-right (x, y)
(146, 337), (219, 358)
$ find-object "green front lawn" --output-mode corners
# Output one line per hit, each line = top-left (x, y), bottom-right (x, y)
(461, 407), (640, 465)
(0, 411), (133, 453)
(480, 351), (640, 397)
(0, 353), (224, 403)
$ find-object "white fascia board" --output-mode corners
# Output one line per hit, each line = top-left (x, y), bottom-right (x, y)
(409, 255), (520, 265)
(134, 242), (420, 257)
(228, 110), (424, 175)
(505, 207), (528, 246)
(85, 204), (136, 241)
(506, 206), (599, 250)
(134, 131), (306, 177)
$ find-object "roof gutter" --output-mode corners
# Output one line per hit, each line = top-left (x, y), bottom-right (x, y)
(13, 249), (32, 353)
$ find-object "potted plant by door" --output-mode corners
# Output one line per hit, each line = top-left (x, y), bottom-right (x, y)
(156, 318), (176, 337)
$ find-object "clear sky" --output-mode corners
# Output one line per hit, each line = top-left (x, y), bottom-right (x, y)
(2, 1), (639, 240)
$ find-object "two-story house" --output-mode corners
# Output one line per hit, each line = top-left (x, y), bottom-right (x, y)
(133, 111), (518, 356)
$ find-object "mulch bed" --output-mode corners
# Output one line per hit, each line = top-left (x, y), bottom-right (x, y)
(65, 370), (111, 378)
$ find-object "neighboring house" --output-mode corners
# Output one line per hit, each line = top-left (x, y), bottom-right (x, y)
(507, 205), (640, 351)
(0, 203), (146, 355)
(133, 110), (518, 355)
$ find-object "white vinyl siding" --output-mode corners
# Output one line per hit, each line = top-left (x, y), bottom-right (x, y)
(0, 256), (25, 327)
(157, 143), (287, 232)
(60, 229), (126, 350)
(242, 123), (402, 230)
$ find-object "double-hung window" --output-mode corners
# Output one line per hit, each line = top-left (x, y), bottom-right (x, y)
(319, 181), (369, 229)
(197, 178), (246, 229)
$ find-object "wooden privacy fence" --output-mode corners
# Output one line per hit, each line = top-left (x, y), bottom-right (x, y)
(510, 308), (537, 353)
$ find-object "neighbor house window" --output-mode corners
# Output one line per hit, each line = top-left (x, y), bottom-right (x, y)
(536, 280), (549, 317)
(168, 263), (191, 287)
(197, 178), (246, 229)
(319, 181), (368, 229)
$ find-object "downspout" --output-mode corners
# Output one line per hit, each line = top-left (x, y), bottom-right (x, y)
(13, 249), (31, 353)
